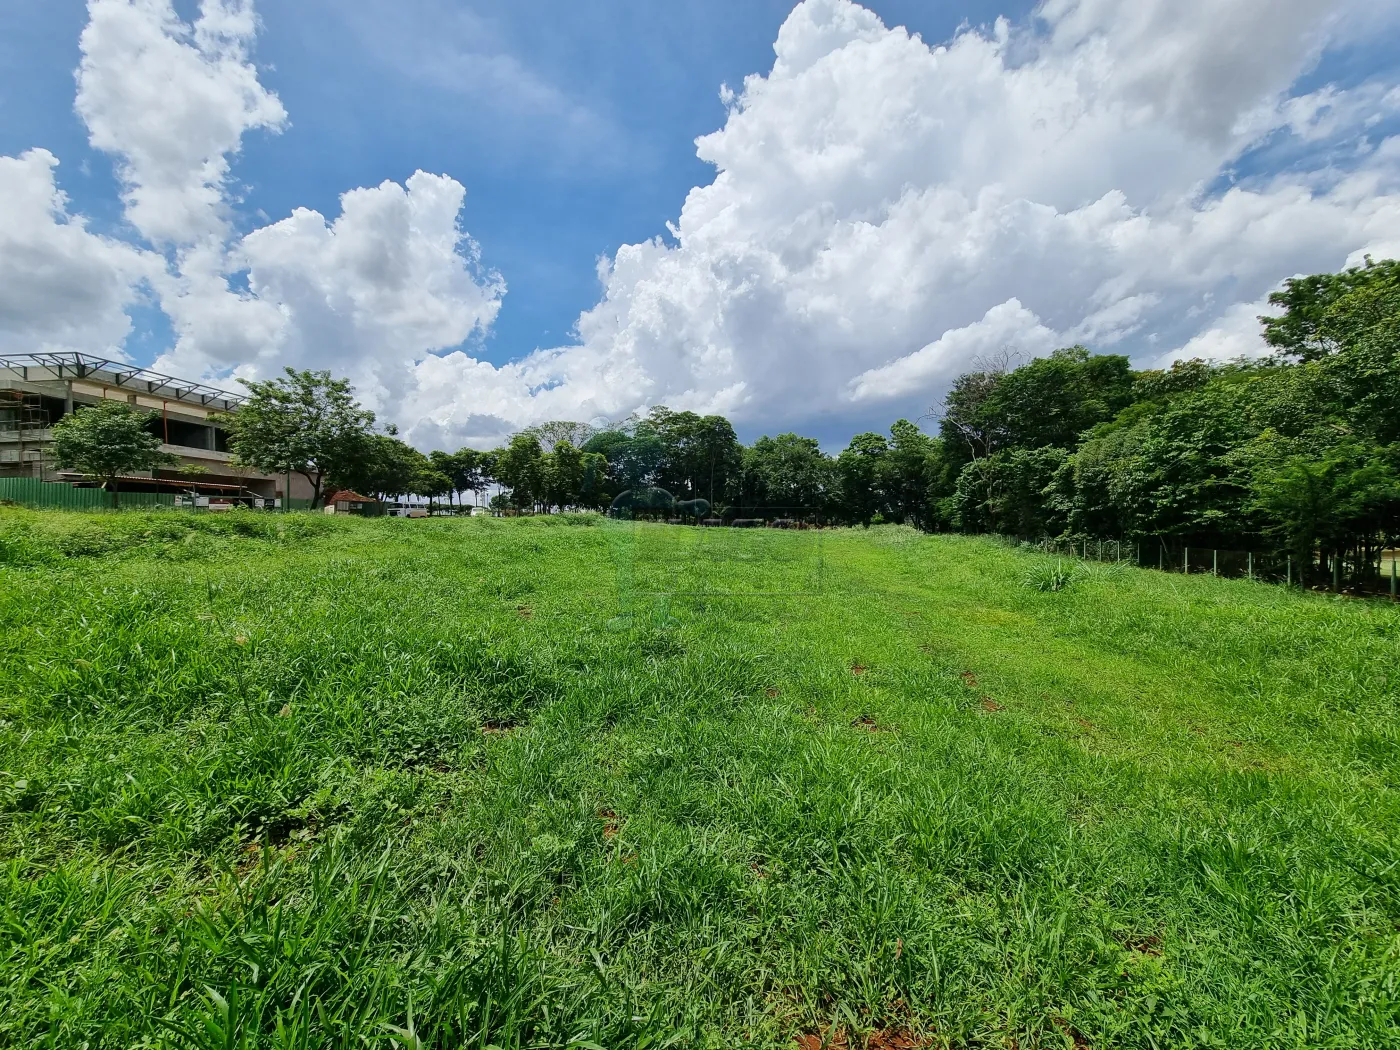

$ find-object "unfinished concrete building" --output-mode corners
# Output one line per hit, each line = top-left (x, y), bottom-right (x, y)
(0, 353), (315, 503)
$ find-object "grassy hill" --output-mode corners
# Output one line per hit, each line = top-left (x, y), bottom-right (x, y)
(1, 509), (1397, 1048)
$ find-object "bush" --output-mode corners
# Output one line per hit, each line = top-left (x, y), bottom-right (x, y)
(1021, 558), (1080, 592)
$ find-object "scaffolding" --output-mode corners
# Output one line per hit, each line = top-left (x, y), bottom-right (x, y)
(0, 390), (49, 476)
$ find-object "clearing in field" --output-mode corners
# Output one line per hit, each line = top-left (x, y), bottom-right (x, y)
(1, 510), (1398, 1049)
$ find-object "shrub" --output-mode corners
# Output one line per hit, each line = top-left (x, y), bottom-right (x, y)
(1022, 559), (1080, 592)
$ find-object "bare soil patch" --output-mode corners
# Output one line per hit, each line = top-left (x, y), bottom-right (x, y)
(598, 808), (621, 839)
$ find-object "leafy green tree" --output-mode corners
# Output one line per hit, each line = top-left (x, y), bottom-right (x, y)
(1252, 442), (1400, 584)
(641, 408), (743, 503)
(543, 440), (584, 512)
(583, 429), (664, 494)
(942, 348), (1133, 471)
(578, 450), (609, 509)
(880, 419), (944, 528)
(1261, 258), (1400, 361)
(442, 449), (488, 507)
(939, 364), (1010, 465)
(741, 433), (834, 516)
(412, 466), (454, 514)
(836, 432), (888, 526)
(48, 401), (176, 508)
(335, 434), (426, 500)
(520, 420), (597, 452)
(493, 433), (546, 510)
(226, 368), (374, 509)
(1076, 383), (1259, 545)
(428, 450), (474, 509)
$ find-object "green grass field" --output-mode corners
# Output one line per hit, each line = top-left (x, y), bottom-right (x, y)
(2, 509), (1398, 1049)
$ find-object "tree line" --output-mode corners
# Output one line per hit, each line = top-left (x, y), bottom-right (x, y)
(47, 259), (1399, 583)
(225, 259), (1400, 582)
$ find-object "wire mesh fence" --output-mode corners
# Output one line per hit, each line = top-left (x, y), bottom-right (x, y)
(1032, 534), (1400, 598)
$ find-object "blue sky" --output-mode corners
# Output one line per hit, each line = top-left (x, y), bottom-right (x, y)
(2, 0), (1038, 369)
(2, 1), (1399, 448)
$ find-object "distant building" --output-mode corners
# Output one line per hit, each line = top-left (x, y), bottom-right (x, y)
(0, 352), (316, 503)
(323, 489), (381, 515)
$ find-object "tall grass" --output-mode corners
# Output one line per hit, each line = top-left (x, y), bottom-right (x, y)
(1, 511), (1397, 1047)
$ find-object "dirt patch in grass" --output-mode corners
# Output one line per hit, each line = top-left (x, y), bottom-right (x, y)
(866, 1030), (932, 1050)
(850, 664), (868, 676)
(1053, 1017), (1091, 1048)
(481, 720), (519, 735)
(516, 605), (533, 619)
(766, 687), (781, 698)
(852, 714), (892, 732)
(1124, 933), (1163, 956)
(796, 1030), (929, 1050)
(982, 698), (1004, 712)
(960, 670), (979, 688)
(598, 808), (621, 839)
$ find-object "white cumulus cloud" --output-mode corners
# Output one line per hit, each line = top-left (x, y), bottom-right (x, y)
(0, 149), (157, 356)
(76, 0), (287, 246)
(4, 0), (1400, 449)
(399, 0), (1400, 442)
(67, 0), (504, 414)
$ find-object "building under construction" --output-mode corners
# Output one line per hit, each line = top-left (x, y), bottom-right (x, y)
(0, 353), (315, 503)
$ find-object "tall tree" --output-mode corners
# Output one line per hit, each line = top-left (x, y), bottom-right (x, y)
(226, 368), (374, 509)
(48, 401), (176, 508)
(583, 429), (664, 494)
(520, 420), (597, 452)
(743, 433), (835, 516)
(543, 440), (585, 512)
(492, 433), (546, 510)
(1261, 257), (1400, 362)
(836, 432), (888, 526)
(880, 419), (943, 528)
(444, 448), (488, 507)
(334, 433), (426, 501)
(412, 465), (454, 514)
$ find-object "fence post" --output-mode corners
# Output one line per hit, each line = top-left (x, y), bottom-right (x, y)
(1333, 556), (1341, 592)
(1392, 556), (1397, 601)
(1158, 546), (1163, 571)
(1247, 551), (1253, 580)
(1184, 546), (1189, 574)
(1082, 540), (1087, 559)
(1212, 550), (1218, 577)
(1287, 555), (1292, 588)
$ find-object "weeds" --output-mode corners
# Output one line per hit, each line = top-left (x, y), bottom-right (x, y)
(1021, 558), (1080, 592)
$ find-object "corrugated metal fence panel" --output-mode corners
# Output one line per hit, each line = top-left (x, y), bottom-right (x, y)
(0, 477), (175, 510)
